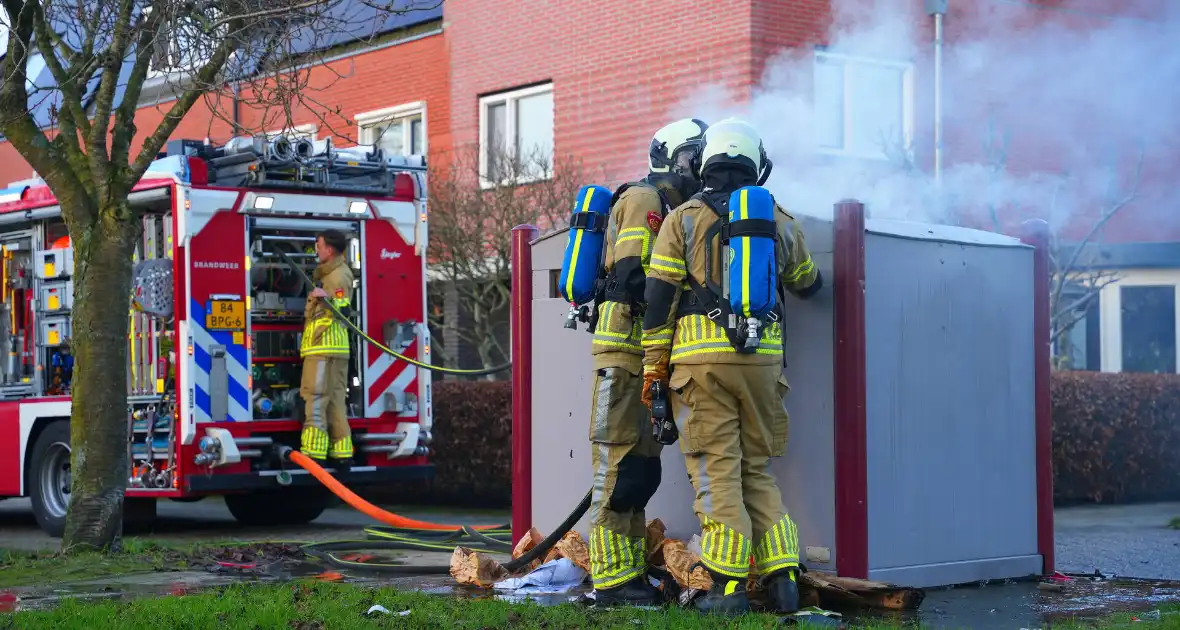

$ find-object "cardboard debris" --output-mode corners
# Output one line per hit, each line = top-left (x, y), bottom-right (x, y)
(511, 526), (545, 573)
(658, 539), (713, 591)
(800, 572), (925, 611)
(643, 537), (922, 612)
(645, 519), (666, 565)
(542, 530), (591, 573)
(449, 546), (509, 587)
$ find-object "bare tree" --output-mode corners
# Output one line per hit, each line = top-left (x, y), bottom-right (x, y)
(0, 0), (436, 551)
(972, 120), (1145, 369)
(425, 143), (592, 375)
(1047, 144), (1145, 368)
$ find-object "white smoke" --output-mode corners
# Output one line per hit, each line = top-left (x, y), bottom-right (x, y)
(672, 0), (1180, 237)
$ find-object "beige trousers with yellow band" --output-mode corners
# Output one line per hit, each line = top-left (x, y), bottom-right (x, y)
(667, 362), (800, 579)
(300, 355), (353, 460)
(587, 363), (664, 589)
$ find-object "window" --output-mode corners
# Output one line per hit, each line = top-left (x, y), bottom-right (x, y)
(1120, 285), (1177, 374)
(479, 83), (554, 185)
(813, 51), (913, 160)
(1056, 288), (1102, 371)
(356, 103), (426, 159)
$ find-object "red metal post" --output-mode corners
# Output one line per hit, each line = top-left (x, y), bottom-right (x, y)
(1019, 218), (1055, 576)
(510, 224), (538, 547)
(832, 199), (869, 579)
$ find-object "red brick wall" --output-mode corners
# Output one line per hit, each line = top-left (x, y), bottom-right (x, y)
(0, 29), (449, 187)
(445, 0), (756, 185)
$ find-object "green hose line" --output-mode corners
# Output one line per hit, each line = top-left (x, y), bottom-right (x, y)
(272, 247), (511, 376)
(299, 491), (592, 575)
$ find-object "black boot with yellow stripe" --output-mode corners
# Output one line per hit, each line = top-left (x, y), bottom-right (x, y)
(693, 567), (751, 615)
(760, 566), (801, 613)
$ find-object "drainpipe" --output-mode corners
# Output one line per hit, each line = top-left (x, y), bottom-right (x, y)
(232, 82), (242, 136)
(926, 0), (948, 189)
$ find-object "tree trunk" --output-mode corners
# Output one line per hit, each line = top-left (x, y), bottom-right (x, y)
(61, 209), (139, 551)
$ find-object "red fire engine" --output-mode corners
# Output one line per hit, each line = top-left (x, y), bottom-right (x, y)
(0, 135), (435, 536)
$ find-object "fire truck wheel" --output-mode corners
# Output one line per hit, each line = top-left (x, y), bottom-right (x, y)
(28, 421), (72, 537)
(223, 487), (329, 526)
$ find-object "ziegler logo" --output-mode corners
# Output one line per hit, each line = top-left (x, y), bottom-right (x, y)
(380, 249), (402, 260)
(194, 261), (240, 270)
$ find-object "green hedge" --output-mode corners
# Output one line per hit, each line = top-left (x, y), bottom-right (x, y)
(1052, 370), (1180, 505)
(361, 380), (513, 509)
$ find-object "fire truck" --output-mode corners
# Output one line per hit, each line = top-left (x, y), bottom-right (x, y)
(0, 135), (435, 536)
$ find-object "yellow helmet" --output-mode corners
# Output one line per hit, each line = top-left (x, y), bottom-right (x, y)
(698, 117), (773, 185)
(648, 118), (709, 176)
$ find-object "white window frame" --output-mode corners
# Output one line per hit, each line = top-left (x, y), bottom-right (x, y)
(355, 102), (426, 158)
(1098, 269), (1180, 373)
(263, 123), (318, 141)
(478, 82), (554, 188)
(813, 50), (915, 162)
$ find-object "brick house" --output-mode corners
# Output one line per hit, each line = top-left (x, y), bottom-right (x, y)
(2, 0), (1175, 375)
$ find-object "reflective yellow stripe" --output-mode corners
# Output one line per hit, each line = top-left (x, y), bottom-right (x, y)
(329, 436), (354, 459)
(739, 188), (752, 318)
(786, 256), (814, 283)
(301, 426), (329, 459)
(699, 515), (751, 578)
(300, 317), (350, 357)
(668, 315), (783, 360)
(650, 253), (685, 276)
(754, 515), (800, 574)
(589, 525), (647, 588)
(565, 187), (599, 302)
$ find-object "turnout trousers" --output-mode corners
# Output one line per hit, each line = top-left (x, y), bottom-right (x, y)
(667, 362), (800, 580)
(587, 363), (663, 589)
(299, 355), (354, 460)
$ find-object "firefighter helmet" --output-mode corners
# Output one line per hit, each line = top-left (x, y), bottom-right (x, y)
(698, 117), (773, 185)
(648, 118), (709, 176)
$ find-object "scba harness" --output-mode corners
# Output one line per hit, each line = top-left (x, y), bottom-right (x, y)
(559, 180), (673, 333)
(677, 185), (785, 355)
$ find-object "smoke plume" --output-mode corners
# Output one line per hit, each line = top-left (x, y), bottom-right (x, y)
(676, 0), (1180, 240)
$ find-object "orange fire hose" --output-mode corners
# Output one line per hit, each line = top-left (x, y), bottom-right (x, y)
(287, 449), (502, 532)
(284, 446), (591, 575)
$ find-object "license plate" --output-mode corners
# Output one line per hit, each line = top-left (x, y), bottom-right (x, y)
(206, 300), (245, 330)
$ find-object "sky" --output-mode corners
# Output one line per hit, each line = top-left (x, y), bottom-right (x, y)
(675, 0), (1180, 239)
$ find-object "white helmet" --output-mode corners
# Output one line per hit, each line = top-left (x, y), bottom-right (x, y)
(648, 118), (709, 176)
(698, 117), (772, 185)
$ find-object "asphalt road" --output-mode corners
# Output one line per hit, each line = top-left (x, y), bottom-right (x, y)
(0, 496), (509, 552)
(2, 496), (1178, 581)
(1054, 500), (1180, 580)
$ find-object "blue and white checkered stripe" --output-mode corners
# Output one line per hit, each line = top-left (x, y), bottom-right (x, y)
(189, 298), (251, 422)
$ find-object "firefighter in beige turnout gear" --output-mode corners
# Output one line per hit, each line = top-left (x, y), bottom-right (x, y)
(641, 118), (823, 615)
(299, 229), (356, 467)
(586, 118), (709, 606)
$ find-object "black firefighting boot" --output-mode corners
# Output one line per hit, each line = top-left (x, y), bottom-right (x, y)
(328, 456), (352, 475)
(593, 575), (662, 606)
(693, 567), (751, 615)
(760, 566), (801, 613)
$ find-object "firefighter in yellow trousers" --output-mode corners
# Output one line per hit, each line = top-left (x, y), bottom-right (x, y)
(586, 118), (710, 605)
(299, 229), (356, 468)
(641, 118), (824, 615)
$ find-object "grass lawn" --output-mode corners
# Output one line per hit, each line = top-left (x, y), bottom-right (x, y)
(5, 581), (1180, 629)
(0, 540), (304, 589)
